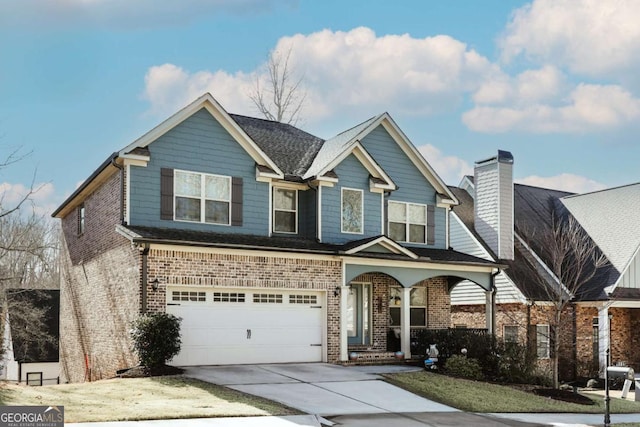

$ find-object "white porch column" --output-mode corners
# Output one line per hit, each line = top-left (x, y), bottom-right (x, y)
(401, 287), (412, 358)
(340, 284), (349, 361)
(598, 306), (611, 378)
(485, 288), (496, 334)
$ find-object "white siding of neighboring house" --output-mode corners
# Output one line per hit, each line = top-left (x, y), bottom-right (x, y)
(618, 246), (640, 290)
(449, 212), (525, 305)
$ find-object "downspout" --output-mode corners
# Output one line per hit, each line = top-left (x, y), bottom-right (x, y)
(141, 243), (150, 314)
(18, 361), (22, 384)
(111, 157), (125, 225)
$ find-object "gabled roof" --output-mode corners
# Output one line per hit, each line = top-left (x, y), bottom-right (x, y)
(343, 235), (418, 259)
(119, 93), (283, 176)
(6, 289), (60, 363)
(304, 113), (457, 203)
(450, 183), (618, 301)
(561, 182), (640, 273)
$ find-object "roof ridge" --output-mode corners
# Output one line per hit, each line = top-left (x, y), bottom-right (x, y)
(562, 181), (640, 199)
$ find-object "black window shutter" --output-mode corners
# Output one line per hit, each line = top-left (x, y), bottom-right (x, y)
(426, 205), (435, 245)
(231, 177), (243, 226)
(160, 168), (174, 220)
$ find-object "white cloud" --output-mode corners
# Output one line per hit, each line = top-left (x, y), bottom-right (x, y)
(143, 27), (497, 122)
(500, 0), (640, 78)
(0, 182), (59, 217)
(417, 144), (472, 186)
(0, 0), (291, 28)
(464, 83), (640, 133)
(516, 174), (606, 194)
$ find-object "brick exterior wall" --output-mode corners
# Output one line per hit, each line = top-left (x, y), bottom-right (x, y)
(59, 170), (141, 383)
(145, 249), (343, 362)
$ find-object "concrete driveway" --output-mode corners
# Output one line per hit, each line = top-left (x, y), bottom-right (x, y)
(183, 363), (458, 417)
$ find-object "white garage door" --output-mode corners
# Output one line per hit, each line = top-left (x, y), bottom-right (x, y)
(166, 287), (324, 366)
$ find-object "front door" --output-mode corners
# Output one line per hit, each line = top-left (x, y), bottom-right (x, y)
(347, 283), (371, 345)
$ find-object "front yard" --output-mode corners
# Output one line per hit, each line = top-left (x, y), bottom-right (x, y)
(0, 376), (299, 423)
(384, 371), (640, 414)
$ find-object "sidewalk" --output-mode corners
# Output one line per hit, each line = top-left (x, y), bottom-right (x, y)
(491, 412), (640, 426)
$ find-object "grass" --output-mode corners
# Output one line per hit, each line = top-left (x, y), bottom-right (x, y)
(0, 375), (299, 423)
(384, 371), (640, 414)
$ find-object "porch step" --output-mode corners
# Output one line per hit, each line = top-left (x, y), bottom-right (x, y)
(342, 351), (405, 366)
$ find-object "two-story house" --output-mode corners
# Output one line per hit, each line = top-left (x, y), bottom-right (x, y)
(449, 151), (639, 380)
(53, 93), (500, 382)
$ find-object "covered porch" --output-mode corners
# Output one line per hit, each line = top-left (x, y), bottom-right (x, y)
(338, 257), (500, 362)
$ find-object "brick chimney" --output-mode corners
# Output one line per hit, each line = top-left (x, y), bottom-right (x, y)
(474, 150), (514, 260)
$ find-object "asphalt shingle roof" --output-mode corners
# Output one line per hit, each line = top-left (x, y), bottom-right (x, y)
(229, 114), (325, 177)
(450, 184), (618, 301)
(122, 225), (497, 267)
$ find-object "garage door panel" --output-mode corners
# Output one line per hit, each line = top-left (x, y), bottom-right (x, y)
(167, 288), (324, 366)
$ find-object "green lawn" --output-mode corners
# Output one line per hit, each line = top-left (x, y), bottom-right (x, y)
(384, 371), (640, 414)
(0, 376), (299, 423)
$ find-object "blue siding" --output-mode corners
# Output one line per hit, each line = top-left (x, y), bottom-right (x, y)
(322, 154), (382, 244)
(360, 126), (446, 248)
(129, 108), (269, 234)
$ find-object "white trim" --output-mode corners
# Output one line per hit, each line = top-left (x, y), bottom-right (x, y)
(119, 93), (283, 177)
(272, 187), (298, 234)
(343, 256), (496, 273)
(445, 207), (450, 249)
(268, 182), (273, 236)
(125, 163), (131, 225)
(451, 212), (495, 261)
(388, 200), (428, 244)
(341, 187), (364, 234)
(380, 193), (385, 235)
(173, 169), (232, 226)
(344, 236), (418, 259)
(317, 185), (323, 242)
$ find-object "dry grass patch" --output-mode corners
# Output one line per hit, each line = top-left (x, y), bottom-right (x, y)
(0, 376), (299, 423)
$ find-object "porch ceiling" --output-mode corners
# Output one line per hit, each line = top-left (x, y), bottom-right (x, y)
(345, 264), (493, 290)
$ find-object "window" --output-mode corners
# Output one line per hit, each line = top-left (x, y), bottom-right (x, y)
(213, 292), (245, 303)
(388, 286), (427, 327)
(77, 204), (85, 235)
(26, 372), (43, 386)
(388, 201), (427, 243)
(174, 170), (231, 224)
(289, 294), (318, 305)
(536, 324), (550, 358)
(504, 325), (518, 343)
(253, 293), (283, 303)
(273, 188), (297, 233)
(342, 188), (363, 233)
(172, 291), (206, 302)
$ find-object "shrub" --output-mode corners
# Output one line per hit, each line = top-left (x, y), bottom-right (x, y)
(131, 313), (182, 370)
(445, 355), (483, 380)
(494, 341), (537, 383)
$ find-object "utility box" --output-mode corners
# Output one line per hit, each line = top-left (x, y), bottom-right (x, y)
(607, 367), (635, 399)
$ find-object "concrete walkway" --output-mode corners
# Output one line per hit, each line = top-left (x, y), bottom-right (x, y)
(183, 363), (457, 416)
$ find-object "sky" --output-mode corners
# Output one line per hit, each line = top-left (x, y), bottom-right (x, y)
(1, 0), (640, 217)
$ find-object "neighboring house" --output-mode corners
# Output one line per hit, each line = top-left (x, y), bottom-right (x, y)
(449, 151), (639, 379)
(52, 93), (500, 382)
(1, 289), (60, 385)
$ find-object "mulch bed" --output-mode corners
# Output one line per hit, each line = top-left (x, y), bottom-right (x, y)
(117, 365), (184, 378)
(532, 388), (596, 405)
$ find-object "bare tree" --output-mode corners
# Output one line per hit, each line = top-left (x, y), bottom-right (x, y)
(249, 46), (306, 125)
(0, 149), (59, 363)
(520, 203), (608, 388)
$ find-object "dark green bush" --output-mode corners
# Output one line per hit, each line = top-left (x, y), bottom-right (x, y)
(494, 341), (537, 383)
(444, 355), (483, 380)
(131, 313), (182, 369)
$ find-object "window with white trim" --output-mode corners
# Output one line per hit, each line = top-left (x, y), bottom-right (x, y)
(504, 325), (518, 343)
(341, 188), (363, 234)
(273, 188), (297, 233)
(536, 324), (550, 358)
(174, 170), (231, 224)
(388, 201), (427, 243)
